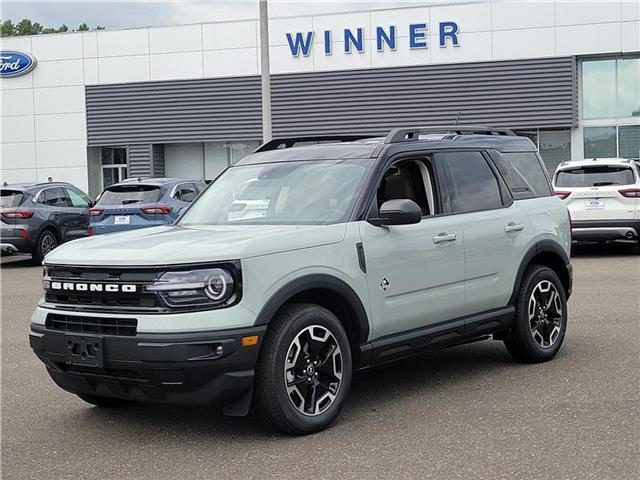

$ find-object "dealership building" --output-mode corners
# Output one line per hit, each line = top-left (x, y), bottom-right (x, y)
(1, 0), (639, 197)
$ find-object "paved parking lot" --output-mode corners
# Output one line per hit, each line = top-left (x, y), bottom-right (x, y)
(1, 244), (638, 480)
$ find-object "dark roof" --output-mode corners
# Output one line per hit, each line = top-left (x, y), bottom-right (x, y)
(238, 134), (536, 165)
(1, 181), (71, 191)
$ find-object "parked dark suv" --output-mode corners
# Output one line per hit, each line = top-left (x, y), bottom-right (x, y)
(0, 182), (92, 263)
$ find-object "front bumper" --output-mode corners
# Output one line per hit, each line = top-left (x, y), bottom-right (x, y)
(29, 323), (265, 410)
(571, 220), (640, 242)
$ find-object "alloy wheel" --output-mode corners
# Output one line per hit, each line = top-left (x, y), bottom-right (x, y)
(284, 325), (343, 416)
(40, 233), (58, 257)
(528, 280), (563, 349)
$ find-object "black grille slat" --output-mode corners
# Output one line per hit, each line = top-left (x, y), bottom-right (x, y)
(46, 314), (137, 337)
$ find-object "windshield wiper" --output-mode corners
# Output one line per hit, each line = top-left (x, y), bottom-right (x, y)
(121, 199), (142, 205)
(592, 182), (616, 186)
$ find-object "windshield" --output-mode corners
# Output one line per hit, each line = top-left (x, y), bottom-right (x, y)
(97, 185), (163, 205)
(179, 160), (369, 225)
(0, 190), (24, 208)
(555, 166), (635, 187)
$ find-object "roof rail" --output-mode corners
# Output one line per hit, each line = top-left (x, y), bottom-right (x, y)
(384, 125), (516, 144)
(255, 135), (377, 152)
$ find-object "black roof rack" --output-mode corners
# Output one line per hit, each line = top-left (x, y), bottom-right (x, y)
(255, 135), (377, 153)
(384, 125), (516, 144)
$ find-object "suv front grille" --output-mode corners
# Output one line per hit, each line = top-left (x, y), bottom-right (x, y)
(44, 266), (164, 313)
(46, 313), (138, 337)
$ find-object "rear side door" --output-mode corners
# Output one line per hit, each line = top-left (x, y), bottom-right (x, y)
(38, 187), (75, 241)
(436, 151), (529, 317)
(358, 154), (466, 340)
(63, 186), (92, 240)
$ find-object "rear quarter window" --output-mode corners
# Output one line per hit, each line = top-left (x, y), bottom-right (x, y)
(492, 152), (552, 199)
(97, 185), (163, 205)
(0, 190), (24, 208)
(555, 166), (635, 188)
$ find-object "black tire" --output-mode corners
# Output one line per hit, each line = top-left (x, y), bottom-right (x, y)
(32, 229), (58, 265)
(254, 303), (352, 435)
(77, 393), (133, 408)
(504, 265), (567, 363)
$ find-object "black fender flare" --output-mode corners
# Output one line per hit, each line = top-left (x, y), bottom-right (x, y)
(253, 274), (370, 345)
(508, 239), (572, 305)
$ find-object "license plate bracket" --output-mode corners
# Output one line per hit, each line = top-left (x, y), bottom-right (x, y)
(584, 198), (604, 210)
(65, 336), (104, 368)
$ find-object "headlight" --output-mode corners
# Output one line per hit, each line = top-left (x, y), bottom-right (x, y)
(146, 267), (239, 309)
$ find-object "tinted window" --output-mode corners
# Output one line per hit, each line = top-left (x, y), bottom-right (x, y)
(176, 183), (198, 202)
(442, 152), (503, 213)
(97, 185), (162, 205)
(66, 187), (91, 208)
(40, 188), (69, 207)
(493, 152), (552, 199)
(0, 190), (24, 208)
(555, 166), (635, 187)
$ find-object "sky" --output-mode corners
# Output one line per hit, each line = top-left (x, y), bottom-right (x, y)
(0, 1), (470, 30)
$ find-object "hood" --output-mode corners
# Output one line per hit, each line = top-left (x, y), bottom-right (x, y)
(45, 223), (347, 266)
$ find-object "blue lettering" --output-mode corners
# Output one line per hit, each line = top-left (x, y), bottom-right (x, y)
(344, 27), (364, 53)
(286, 31), (314, 57)
(324, 30), (332, 55)
(409, 23), (428, 49)
(439, 21), (459, 47)
(376, 26), (396, 51)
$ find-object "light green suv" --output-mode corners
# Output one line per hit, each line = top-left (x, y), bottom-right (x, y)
(30, 127), (572, 435)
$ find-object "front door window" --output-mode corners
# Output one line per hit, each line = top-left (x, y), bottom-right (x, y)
(101, 147), (128, 189)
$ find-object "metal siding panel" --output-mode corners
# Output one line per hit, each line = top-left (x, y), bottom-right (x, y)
(271, 57), (578, 135)
(127, 144), (152, 178)
(152, 144), (165, 177)
(86, 77), (263, 146)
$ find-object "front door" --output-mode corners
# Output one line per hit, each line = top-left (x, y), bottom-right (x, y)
(358, 156), (466, 340)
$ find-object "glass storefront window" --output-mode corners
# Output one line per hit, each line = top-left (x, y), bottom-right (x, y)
(583, 59), (616, 119)
(584, 127), (617, 158)
(230, 141), (260, 164)
(539, 130), (571, 174)
(617, 59), (640, 118)
(619, 126), (640, 159)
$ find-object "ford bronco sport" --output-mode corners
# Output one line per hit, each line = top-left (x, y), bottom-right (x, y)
(30, 126), (572, 435)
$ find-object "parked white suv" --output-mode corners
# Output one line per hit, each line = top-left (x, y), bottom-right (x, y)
(553, 158), (640, 249)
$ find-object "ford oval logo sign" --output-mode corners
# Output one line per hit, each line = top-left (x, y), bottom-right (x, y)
(0, 51), (37, 78)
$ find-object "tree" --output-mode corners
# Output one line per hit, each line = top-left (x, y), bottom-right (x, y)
(1, 19), (14, 37)
(0, 18), (106, 36)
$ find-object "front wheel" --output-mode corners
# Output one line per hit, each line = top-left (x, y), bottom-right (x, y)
(504, 265), (568, 363)
(254, 303), (352, 435)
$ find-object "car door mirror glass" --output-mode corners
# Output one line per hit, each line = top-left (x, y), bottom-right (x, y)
(370, 199), (422, 226)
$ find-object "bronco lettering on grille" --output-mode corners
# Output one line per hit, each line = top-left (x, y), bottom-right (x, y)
(49, 282), (137, 293)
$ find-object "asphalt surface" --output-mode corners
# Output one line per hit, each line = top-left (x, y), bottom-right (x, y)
(1, 244), (639, 480)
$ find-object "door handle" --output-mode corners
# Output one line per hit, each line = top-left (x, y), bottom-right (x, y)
(433, 232), (457, 244)
(504, 222), (525, 233)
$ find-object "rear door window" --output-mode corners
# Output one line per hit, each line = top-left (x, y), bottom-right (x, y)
(0, 190), (24, 208)
(97, 185), (162, 205)
(555, 166), (635, 187)
(175, 183), (198, 202)
(439, 152), (503, 213)
(40, 188), (70, 207)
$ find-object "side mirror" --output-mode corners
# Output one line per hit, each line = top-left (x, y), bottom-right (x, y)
(369, 199), (422, 226)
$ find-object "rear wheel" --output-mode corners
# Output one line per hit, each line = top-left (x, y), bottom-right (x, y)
(77, 393), (133, 408)
(254, 303), (352, 435)
(504, 265), (567, 363)
(32, 229), (58, 265)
